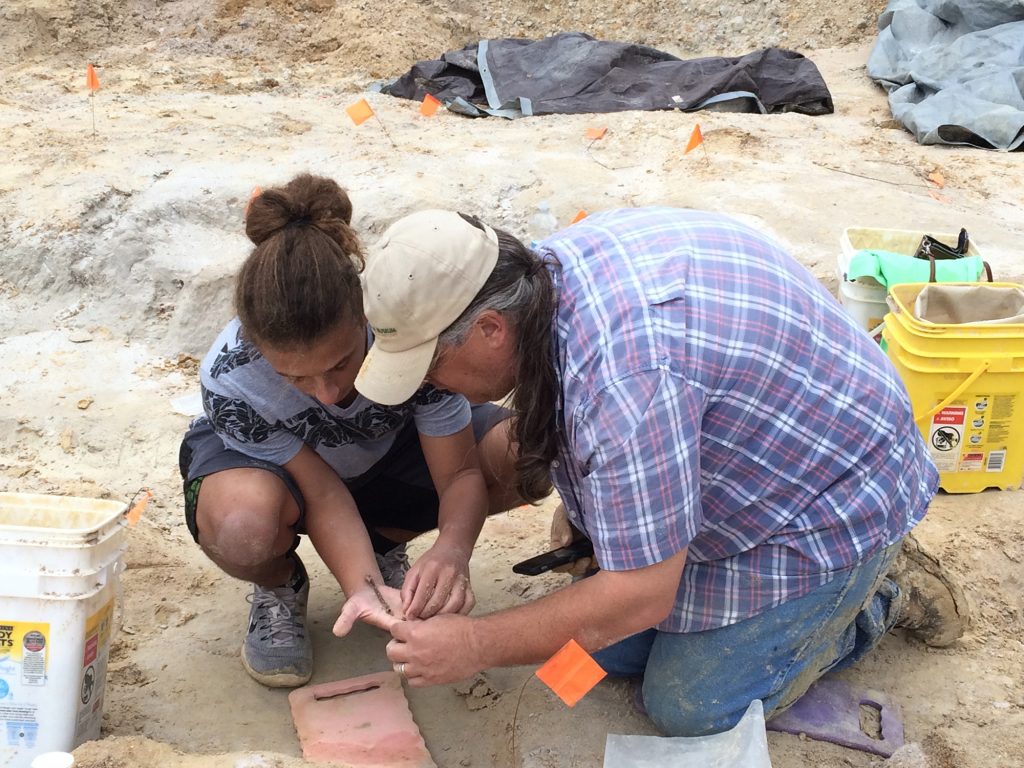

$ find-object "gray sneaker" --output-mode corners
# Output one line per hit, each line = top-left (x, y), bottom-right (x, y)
(241, 559), (312, 688)
(375, 544), (410, 589)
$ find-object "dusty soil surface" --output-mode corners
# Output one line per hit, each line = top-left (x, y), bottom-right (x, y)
(2, 1), (1022, 767)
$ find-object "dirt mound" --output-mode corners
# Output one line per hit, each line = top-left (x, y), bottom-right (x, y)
(3, 0), (887, 78)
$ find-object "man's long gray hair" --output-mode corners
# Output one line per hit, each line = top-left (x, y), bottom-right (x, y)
(436, 215), (559, 503)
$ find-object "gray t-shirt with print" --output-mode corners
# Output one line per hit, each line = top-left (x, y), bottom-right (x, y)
(198, 318), (470, 480)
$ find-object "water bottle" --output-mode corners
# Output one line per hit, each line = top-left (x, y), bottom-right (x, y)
(528, 201), (559, 247)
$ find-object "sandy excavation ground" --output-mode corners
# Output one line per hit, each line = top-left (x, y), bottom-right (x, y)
(2, 0), (1023, 766)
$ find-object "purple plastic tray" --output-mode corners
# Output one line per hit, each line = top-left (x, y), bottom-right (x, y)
(766, 678), (905, 757)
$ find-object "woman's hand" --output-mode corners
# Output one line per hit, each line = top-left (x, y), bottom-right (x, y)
(402, 541), (475, 620)
(333, 580), (404, 636)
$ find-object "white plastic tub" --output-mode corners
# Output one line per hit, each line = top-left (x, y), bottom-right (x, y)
(838, 281), (888, 339)
(0, 493), (127, 768)
(836, 227), (985, 337)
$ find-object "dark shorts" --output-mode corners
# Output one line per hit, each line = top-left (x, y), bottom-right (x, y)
(178, 404), (510, 551)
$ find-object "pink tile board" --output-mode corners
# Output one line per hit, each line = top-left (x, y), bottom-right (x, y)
(288, 671), (436, 767)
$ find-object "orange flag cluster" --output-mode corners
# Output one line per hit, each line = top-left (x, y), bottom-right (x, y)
(339, 94), (710, 167)
(346, 93), (443, 126)
(86, 65), (711, 230)
(82, 63), (705, 167)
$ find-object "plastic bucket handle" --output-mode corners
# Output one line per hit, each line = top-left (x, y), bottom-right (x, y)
(913, 360), (991, 425)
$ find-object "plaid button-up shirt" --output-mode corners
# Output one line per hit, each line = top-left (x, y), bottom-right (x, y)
(541, 208), (937, 633)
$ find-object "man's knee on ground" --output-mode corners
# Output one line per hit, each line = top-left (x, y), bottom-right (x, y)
(641, 681), (748, 738)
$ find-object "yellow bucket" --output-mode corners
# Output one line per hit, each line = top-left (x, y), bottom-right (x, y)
(883, 282), (1024, 493)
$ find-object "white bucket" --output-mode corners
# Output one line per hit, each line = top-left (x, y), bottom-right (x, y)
(839, 227), (984, 280)
(838, 280), (888, 338)
(0, 493), (128, 768)
(836, 226), (986, 338)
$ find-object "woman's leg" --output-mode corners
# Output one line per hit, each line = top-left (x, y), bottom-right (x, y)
(181, 420), (303, 586)
(179, 422), (311, 687)
(473, 410), (522, 513)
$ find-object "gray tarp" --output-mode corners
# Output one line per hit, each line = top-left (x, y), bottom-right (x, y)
(382, 32), (833, 118)
(868, 0), (1024, 150)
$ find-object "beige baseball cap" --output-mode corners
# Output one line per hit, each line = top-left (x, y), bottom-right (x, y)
(356, 210), (499, 405)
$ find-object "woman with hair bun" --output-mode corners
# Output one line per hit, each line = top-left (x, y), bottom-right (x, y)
(177, 174), (515, 688)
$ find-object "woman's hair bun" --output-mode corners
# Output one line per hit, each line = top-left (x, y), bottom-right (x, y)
(245, 173), (355, 247)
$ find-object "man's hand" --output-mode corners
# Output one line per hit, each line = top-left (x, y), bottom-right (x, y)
(333, 581), (403, 636)
(386, 615), (482, 686)
(549, 503), (598, 577)
(402, 541), (475, 620)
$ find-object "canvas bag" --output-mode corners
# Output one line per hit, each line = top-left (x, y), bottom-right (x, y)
(913, 284), (1024, 325)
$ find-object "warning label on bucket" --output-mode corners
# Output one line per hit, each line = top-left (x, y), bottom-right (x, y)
(0, 621), (48, 749)
(75, 597), (114, 742)
(928, 406), (966, 471)
(928, 395), (1017, 478)
(0, 622), (49, 687)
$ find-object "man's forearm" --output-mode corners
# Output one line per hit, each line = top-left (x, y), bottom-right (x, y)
(471, 548), (687, 668)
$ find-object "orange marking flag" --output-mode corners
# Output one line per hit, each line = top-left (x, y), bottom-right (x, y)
(346, 98), (375, 126)
(585, 127), (607, 141)
(86, 63), (100, 92)
(535, 639), (607, 707)
(420, 93), (441, 117)
(125, 489), (153, 527)
(570, 210), (588, 225)
(684, 123), (704, 154)
(245, 186), (263, 216)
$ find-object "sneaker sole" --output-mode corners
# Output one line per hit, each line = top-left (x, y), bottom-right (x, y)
(241, 643), (313, 688)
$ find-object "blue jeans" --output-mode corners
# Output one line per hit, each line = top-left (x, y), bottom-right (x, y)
(593, 541), (903, 737)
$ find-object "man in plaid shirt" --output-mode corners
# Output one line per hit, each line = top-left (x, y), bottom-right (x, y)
(354, 207), (969, 735)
